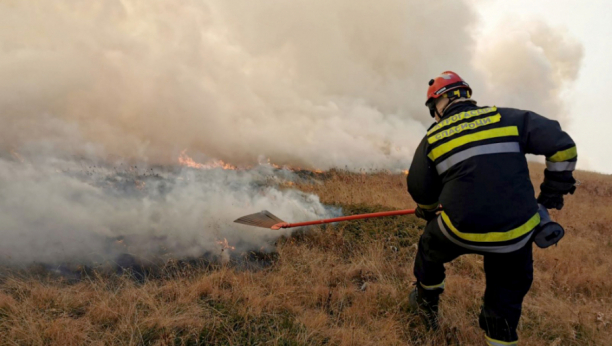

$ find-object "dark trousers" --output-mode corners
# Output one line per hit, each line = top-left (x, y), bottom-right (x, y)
(413, 217), (533, 342)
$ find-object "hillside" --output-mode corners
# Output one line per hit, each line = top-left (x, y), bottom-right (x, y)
(0, 164), (611, 345)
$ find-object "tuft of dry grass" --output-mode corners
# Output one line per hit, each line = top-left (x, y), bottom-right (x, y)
(0, 163), (611, 345)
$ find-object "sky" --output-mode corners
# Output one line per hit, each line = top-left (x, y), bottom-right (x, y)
(473, 0), (612, 173)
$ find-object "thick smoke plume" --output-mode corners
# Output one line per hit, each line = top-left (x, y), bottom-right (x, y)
(0, 1), (583, 265)
(0, 1), (582, 169)
(474, 20), (583, 123)
(0, 155), (333, 265)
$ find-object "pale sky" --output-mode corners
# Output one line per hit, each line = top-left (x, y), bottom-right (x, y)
(474, 0), (612, 174)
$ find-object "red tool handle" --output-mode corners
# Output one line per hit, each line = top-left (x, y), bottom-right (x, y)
(272, 209), (416, 229)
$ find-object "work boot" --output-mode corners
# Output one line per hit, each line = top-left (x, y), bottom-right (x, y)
(479, 306), (518, 345)
(407, 283), (443, 330)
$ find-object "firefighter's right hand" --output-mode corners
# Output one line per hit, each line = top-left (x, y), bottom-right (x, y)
(415, 206), (438, 222)
(537, 191), (564, 210)
(538, 177), (576, 210)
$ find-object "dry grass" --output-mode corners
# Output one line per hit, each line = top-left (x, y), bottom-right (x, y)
(1, 164), (611, 345)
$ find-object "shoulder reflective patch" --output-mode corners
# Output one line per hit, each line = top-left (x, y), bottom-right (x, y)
(428, 126), (519, 161)
(427, 106), (497, 136)
(427, 114), (501, 144)
(546, 160), (576, 172)
(441, 211), (540, 243)
(548, 146), (577, 162)
(436, 142), (521, 174)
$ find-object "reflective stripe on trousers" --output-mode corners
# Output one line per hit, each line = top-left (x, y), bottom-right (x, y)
(485, 334), (518, 346)
(420, 280), (445, 291)
(437, 217), (533, 254)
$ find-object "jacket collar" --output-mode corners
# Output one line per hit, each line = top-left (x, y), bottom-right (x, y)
(441, 100), (479, 120)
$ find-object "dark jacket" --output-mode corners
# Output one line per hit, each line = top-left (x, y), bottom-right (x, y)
(407, 102), (576, 252)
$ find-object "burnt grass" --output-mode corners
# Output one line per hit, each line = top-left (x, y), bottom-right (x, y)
(4, 204), (416, 284)
(0, 165), (611, 345)
(0, 203), (426, 346)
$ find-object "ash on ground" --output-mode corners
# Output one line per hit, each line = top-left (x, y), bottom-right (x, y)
(0, 156), (338, 281)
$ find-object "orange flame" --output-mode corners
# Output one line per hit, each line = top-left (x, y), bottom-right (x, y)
(178, 150), (237, 170)
(134, 180), (146, 190)
(10, 149), (24, 163)
(262, 157), (283, 169)
(217, 238), (235, 251)
(178, 151), (330, 174)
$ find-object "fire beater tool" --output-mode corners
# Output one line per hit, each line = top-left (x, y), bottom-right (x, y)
(234, 209), (419, 230)
(234, 206), (566, 248)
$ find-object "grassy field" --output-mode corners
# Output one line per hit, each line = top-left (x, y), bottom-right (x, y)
(0, 164), (611, 345)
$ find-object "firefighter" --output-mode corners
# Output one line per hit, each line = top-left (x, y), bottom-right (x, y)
(406, 71), (577, 345)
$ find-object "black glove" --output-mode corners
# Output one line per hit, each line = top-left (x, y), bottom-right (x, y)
(537, 191), (564, 210)
(415, 206), (438, 221)
(538, 176), (576, 210)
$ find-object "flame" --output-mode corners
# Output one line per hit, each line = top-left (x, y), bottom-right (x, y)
(403, 170), (409, 175)
(217, 238), (235, 251)
(260, 157), (327, 173)
(178, 150), (329, 174)
(10, 149), (24, 163)
(178, 150), (237, 170)
(264, 157), (282, 169)
(134, 180), (146, 190)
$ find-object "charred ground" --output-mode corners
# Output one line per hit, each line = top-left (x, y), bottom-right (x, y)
(0, 164), (611, 345)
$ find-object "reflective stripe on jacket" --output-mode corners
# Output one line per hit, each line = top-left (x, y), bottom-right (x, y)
(408, 102), (576, 251)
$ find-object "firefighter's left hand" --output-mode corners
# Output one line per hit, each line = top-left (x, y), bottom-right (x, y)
(415, 206), (438, 221)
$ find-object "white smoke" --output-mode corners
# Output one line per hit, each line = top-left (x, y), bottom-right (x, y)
(0, 155), (332, 265)
(473, 20), (583, 122)
(0, 1), (583, 264)
(0, 0), (476, 169)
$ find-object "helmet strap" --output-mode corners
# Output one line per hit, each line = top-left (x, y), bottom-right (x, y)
(435, 103), (445, 119)
(440, 89), (474, 115)
(427, 89), (473, 119)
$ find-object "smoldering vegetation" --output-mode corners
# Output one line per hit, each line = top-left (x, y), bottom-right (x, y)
(0, 154), (339, 269)
(0, 166), (610, 345)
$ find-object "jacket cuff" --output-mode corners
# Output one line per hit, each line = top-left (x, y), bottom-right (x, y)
(417, 202), (439, 211)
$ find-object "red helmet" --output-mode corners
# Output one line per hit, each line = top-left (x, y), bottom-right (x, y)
(425, 71), (472, 106)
